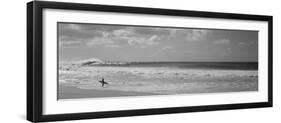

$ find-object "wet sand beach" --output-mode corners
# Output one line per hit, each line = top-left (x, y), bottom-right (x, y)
(59, 85), (155, 99)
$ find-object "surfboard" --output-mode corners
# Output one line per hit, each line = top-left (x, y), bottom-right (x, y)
(99, 81), (109, 85)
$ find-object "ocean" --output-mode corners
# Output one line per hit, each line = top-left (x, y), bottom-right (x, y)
(91, 62), (258, 70)
(58, 61), (259, 99)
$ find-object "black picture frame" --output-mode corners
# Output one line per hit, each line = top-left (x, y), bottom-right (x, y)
(27, 1), (273, 122)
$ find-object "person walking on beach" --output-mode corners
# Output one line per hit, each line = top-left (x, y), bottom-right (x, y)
(99, 78), (108, 87)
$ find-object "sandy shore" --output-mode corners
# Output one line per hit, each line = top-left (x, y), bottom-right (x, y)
(59, 85), (156, 99)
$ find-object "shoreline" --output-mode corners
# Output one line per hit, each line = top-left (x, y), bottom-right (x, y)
(58, 82), (258, 99)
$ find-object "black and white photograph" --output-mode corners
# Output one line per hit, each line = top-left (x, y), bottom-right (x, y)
(25, 1), (273, 122)
(58, 22), (259, 99)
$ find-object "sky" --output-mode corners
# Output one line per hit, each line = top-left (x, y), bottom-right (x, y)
(58, 22), (258, 62)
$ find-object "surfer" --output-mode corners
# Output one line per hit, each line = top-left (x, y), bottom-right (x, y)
(99, 78), (109, 87)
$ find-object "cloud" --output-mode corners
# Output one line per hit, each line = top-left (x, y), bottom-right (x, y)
(59, 23), (166, 48)
(128, 35), (160, 47)
(112, 28), (164, 48)
(167, 29), (210, 42)
(113, 29), (134, 37)
(105, 44), (121, 48)
(213, 39), (231, 44)
(238, 41), (256, 46)
(67, 24), (82, 30)
(58, 23), (212, 49)
(58, 24), (105, 47)
(59, 41), (83, 48)
(187, 29), (209, 41)
(86, 37), (114, 46)
(59, 24), (82, 31)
